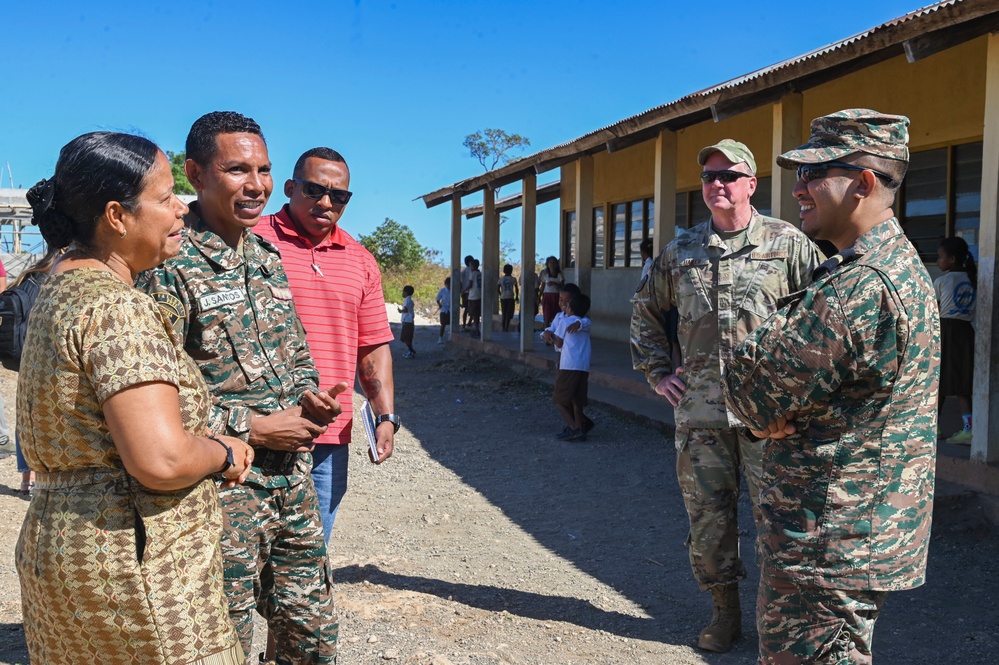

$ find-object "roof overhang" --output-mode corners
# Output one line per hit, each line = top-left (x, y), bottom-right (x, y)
(418, 0), (999, 209)
(462, 180), (561, 219)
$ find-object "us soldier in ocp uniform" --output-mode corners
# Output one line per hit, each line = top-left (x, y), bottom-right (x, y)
(631, 140), (823, 652)
(140, 111), (343, 665)
(723, 110), (939, 664)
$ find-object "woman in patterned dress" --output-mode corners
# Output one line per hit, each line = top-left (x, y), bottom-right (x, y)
(16, 132), (255, 665)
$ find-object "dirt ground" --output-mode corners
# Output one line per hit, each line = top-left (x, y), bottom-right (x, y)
(1, 311), (998, 664)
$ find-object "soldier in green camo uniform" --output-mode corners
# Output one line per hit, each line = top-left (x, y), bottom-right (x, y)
(631, 139), (823, 652)
(723, 109), (940, 664)
(140, 112), (343, 665)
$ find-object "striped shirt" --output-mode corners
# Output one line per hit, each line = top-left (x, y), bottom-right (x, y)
(256, 206), (394, 445)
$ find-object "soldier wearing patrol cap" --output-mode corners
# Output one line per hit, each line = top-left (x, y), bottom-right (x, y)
(631, 138), (823, 652)
(724, 109), (940, 664)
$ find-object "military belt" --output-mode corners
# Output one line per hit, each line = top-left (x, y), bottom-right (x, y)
(252, 447), (299, 476)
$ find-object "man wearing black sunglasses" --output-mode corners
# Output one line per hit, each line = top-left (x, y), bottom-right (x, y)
(724, 109), (939, 664)
(257, 147), (397, 547)
(632, 139), (823, 653)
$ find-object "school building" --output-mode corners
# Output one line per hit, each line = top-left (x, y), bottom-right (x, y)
(419, 0), (999, 475)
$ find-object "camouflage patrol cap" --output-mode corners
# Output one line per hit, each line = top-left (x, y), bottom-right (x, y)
(776, 108), (909, 168)
(697, 139), (757, 175)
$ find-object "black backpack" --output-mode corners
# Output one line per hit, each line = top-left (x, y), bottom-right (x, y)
(0, 273), (45, 361)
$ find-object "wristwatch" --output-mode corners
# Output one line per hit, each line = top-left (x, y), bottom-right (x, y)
(209, 436), (234, 473)
(375, 413), (402, 433)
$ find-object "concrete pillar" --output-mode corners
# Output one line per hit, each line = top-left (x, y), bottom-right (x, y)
(653, 129), (678, 252)
(574, 155), (594, 294)
(972, 32), (999, 464)
(771, 93), (804, 224)
(520, 175), (537, 352)
(481, 188), (499, 342)
(449, 196), (463, 337)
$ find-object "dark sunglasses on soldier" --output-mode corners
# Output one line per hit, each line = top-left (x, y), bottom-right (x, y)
(292, 178), (353, 205)
(699, 170), (754, 184)
(796, 161), (895, 187)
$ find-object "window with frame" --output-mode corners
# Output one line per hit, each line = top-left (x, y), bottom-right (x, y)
(562, 210), (576, 268)
(593, 206), (605, 268)
(608, 198), (653, 267)
(900, 142), (982, 262)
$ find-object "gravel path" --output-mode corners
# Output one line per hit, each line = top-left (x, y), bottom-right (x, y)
(0, 311), (997, 664)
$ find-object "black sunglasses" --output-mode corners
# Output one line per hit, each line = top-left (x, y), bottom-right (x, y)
(796, 161), (895, 187)
(700, 170), (754, 184)
(293, 178), (353, 205)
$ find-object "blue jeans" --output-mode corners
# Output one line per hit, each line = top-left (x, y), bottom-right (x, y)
(15, 433), (29, 473)
(310, 444), (350, 543)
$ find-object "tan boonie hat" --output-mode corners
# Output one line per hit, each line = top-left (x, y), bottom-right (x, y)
(776, 108), (910, 168)
(697, 139), (757, 175)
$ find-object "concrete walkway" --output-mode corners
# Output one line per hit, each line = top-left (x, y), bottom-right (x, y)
(447, 318), (999, 495)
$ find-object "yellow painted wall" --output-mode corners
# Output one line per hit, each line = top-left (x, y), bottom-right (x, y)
(803, 36), (986, 150)
(561, 35), (989, 220)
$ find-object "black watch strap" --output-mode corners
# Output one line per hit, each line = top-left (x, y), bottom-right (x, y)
(209, 436), (234, 473)
(375, 413), (401, 434)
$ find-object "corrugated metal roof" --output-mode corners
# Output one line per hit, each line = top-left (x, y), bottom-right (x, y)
(421, 0), (991, 207)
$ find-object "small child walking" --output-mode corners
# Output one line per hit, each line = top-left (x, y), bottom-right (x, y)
(935, 237), (976, 444)
(436, 277), (451, 344)
(399, 285), (417, 358)
(465, 259), (482, 336)
(499, 264), (519, 332)
(552, 293), (593, 442)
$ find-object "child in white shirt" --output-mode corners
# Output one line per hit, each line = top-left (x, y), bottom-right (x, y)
(398, 285), (416, 358)
(552, 293), (593, 441)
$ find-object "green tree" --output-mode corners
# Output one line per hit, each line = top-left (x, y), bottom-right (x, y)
(463, 129), (531, 172)
(167, 151), (195, 195)
(359, 218), (427, 272)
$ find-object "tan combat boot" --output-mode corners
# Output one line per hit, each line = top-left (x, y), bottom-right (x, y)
(698, 584), (742, 652)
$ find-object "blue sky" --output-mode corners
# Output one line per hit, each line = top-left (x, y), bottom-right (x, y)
(2, 0), (925, 263)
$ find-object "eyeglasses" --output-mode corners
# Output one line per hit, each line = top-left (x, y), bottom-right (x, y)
(796, 161), (895, 187)
(699, 170), (754, 184)
(292, 178), (353, 205)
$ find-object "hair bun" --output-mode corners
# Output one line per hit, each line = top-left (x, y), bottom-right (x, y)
(26, 178), (57, 221)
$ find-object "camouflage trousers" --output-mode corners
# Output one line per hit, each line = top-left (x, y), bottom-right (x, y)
(757, 564), (886, 664)
(220, 476), (338, 665)
(675, 427), (763, 591)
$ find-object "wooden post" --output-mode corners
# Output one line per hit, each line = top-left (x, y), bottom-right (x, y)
(654, 129), (678, 253)
(574, 155), (594, 293)
(972, 32), (999, 463)
(450, 196), (462, 337)
(481, 188), (499, 342)
(772, 93), (804, 224)
(521, 175), (537, 351)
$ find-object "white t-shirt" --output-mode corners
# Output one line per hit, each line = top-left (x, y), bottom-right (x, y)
(401, 295), (415, 323)
(540, 268), (564, 294)
(436, 287), (450, 314)
(499, 275), (517, 299)
(468, 270), (482, 300)
(934, 271), (975, 322)
(554, 314), (591, 372)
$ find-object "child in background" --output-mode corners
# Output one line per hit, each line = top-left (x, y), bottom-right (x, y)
(466, 259), (482, 336)
(935, 237), (976, 445)
(552, 293), (593, 442)
(499, 264), (519, 332)
(436, 277), (451, 345)
(541, 283), (582, 348)
(399, 285), (417, 358)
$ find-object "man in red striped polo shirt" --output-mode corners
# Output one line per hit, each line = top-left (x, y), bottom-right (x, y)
(257, 147), (397, 542)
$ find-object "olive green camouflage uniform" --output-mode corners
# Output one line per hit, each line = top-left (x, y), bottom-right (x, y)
(140, 205), (337, 665)
(723, 110), (939, 664)
(631, 209), (822, 591)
